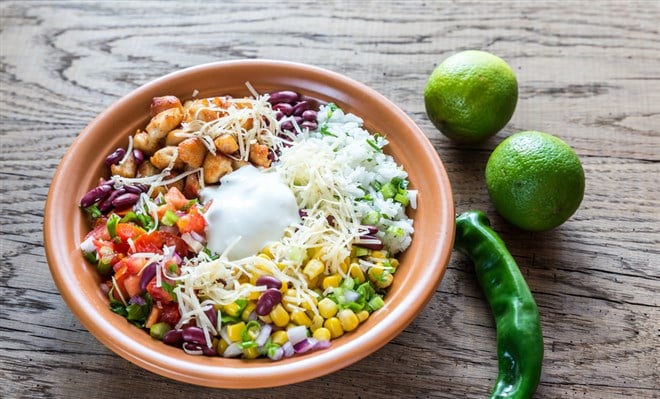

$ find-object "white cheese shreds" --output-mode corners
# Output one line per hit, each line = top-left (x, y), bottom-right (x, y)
(179, 94), (282, 162)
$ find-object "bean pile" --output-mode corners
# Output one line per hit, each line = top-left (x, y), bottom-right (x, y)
(268, 90), (319, 133)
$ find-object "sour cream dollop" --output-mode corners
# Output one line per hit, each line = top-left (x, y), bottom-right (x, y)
(200, 164), (300, 259)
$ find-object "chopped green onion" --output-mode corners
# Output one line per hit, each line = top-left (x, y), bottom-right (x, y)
(380, 182), (397, 199)
(367, 295), (385, 312)
(161, 280), (178, 302)
(241, 320), (261, 342)
(319, 124), (337, 137)
(361, 210), (381, 225)
(82, 250), (97, 264)
(394, 192), (410, 206)
(160, 210), (179, 226)
(106, 213), (121, 239)
(83, 203), (102, 219)
(353, 246), (371, 258)
(265, 342), (281, 358)
(150, 322), (172, 340)
(341, 277), (356, 290)
(386, 225), (405, 238)
(239, 341), (258, 350)
(166, 263), (179, 274)
(366, 138), (383, 153)
(96, 261), (112, 275)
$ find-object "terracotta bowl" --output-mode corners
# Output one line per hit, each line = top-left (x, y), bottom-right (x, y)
(44, 59), (454, 388)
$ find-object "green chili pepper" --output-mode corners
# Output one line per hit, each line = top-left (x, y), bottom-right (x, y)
(454, 211), (543, 399)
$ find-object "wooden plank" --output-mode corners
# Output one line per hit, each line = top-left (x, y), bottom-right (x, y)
(1, 1), (658, 398)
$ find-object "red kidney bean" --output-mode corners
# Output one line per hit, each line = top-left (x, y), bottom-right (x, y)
(301, 121), (318, 130)
(356, 239), (384, 251)
(267, 91), (299, 105)
(80, 184), (113, 208)
(362, 225), (379, 235)
(111, 192), (139, 209)
(104, 148), (126, 166)
(133, 149), (144, 165)
(139, 263), (157, 291)
(294, 116), (303, 125)
(275, 111), (284, 120)
(280, 120), (294, 131)
(292, 101), (309, 116)
(162, 329), (184, 346)
(204, 307), (217, 327)
(273, 103), (294, 116)
(182, 326), (206, 345)
(201, 345), (216, 356)
(98, 187), (126, 213)
(256, 275), (282, 290)
(302, 109), (317, 122)
(123, 184), (144, 195)
(134, 183), (149, 192)
(256, 288), (282, 316)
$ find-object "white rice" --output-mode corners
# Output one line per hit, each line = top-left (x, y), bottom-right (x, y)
(276, 103), (415, 255)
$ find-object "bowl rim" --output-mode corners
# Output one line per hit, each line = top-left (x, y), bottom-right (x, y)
(44, 59), (454, 388)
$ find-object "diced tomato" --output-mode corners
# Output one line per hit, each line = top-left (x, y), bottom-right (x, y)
(147, 278), (174, 304)
(176, 206), (206, 235)
(115, 223), (146, 243)
(123, 274), (142, 298)
(113, 264), (130, 300)
(165, 186), (189, 210)
(117, 255), (147, 274)
(158, 302), (181, 327)
(86, 222), (110, 241)
(145, 306), (162, 329)
(95, 240), (120, 266)
(133, 231), (188, 256)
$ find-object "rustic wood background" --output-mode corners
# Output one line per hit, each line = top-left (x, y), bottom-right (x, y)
(1, 1), (658, 398)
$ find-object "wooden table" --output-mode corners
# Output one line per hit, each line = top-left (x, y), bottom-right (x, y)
(1, 1), (658, 398)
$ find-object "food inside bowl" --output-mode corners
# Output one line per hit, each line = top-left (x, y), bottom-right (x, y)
(78, 86), (416, 360)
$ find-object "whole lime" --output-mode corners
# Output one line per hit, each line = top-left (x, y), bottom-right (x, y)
(485, 131), (585, 231)
(424, 50), (518, 143)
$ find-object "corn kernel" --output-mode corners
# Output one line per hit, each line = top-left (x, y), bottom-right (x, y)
(371, 250), (386, 259)
(243, 345), (260, 359)
(291, 309), (312, 326)
(280, 280), (289, 292)
(226, 321), (246, 342)
(368, 264), (394, 289)
(258, 314), (272, 324)
(322, 274), (342, 290)
(271, 330), (288, 346)
(339, 260), (349, 274)
(337, 309), (359, 332)
(313, 327), (332, 342)
(223, 302), (241, 318)
(318, 297), (338, 319)
(389, 258), (399, 268)
(215, 338), (229, 355)
(310, 314), (324, 332)
(303, 259), (325, 280)
(270, 304), (290, 327)
(248, 290), (261, 301)
(349, 263), (365, 283)
(324, 317), (344, 338)
(307, 246), (320, 259)
(356, 310), (370, 323)
(241, 301), (257, 322)
(301, 296), (318, 312)
(260, 246), (274, 259)
(307, 275), (320, 289)
(257, 252), (271, 261)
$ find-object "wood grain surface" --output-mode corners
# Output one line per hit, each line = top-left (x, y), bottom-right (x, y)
(1, 1), (658, 398)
